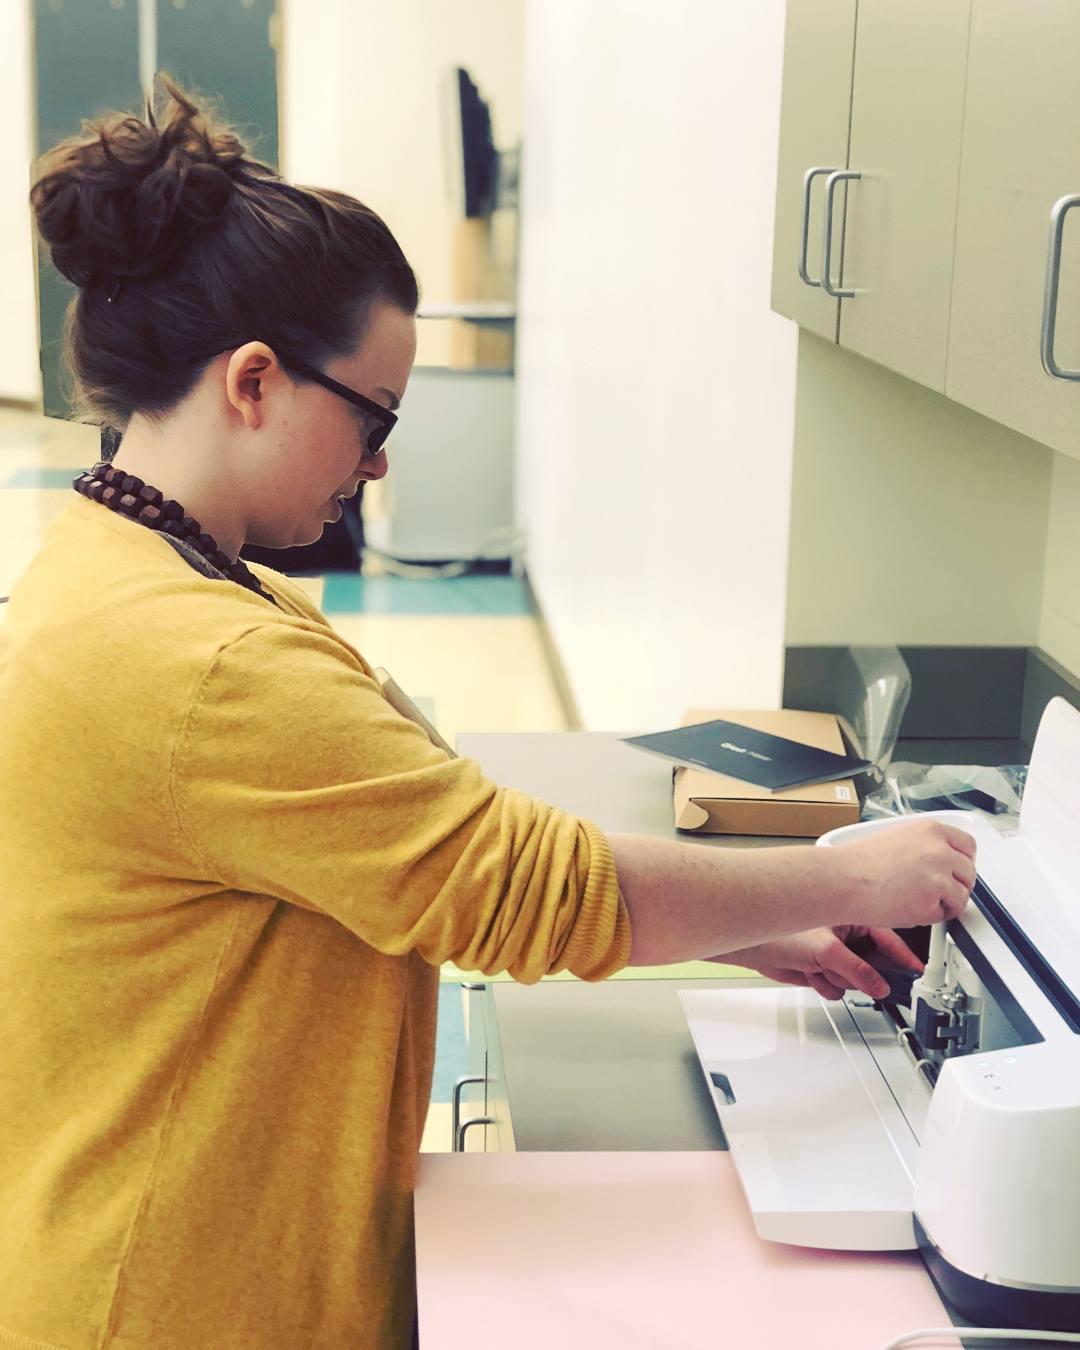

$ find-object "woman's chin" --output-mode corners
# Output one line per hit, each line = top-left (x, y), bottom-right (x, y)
(295, 522), (329, 546)
(246, 520), (328, 550)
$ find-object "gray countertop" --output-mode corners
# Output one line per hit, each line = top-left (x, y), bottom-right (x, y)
(457, 729), (798, 848)
(457, 731), (788, 1155)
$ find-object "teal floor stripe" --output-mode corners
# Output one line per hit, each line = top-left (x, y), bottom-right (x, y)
(322, 573), (531, 617)
(430, 983), (468, 1104)
(4, 467), (83, 489)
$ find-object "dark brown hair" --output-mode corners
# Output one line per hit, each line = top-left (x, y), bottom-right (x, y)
(30, 78), (418, 432)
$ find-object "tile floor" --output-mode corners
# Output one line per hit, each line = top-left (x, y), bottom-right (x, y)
(0, 406), (570, 1154)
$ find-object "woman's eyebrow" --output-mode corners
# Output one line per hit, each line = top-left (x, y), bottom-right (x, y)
(376, 387), (401, 412)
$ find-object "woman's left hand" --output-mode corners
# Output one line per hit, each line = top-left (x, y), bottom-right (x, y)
(713, 926), (925, 1001)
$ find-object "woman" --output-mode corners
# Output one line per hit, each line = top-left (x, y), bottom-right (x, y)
(0, 82), (975, 1349)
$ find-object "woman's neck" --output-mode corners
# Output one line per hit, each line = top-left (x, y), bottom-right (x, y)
(111, 414), (247, 562)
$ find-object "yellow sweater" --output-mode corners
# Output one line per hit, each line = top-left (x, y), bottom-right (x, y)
(0, 496), (630, 1350)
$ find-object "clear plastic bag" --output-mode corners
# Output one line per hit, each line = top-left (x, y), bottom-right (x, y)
(861, 761), (1028, 827)
(841, 646), (912, 774)
(817, 645), (1027, 828)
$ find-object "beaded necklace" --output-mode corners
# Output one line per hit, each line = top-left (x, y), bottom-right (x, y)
(73, 461), (275, 603)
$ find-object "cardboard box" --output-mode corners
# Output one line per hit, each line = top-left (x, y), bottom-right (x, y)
(673, 708), (861, 838)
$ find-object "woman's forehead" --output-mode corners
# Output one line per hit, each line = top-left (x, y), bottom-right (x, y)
(334, 301), (416, 401)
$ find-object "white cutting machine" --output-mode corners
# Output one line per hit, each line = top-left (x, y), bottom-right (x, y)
(681, 696), (1080, 1331)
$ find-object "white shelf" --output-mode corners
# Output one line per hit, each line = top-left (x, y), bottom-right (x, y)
(417, 301), (516, 323)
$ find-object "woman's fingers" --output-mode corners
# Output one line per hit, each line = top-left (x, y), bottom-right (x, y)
(807, 972), (847, 1001)
(820, 940), (888, 999)
(942, 824), (977, 860)
(942, 879), (971, 921)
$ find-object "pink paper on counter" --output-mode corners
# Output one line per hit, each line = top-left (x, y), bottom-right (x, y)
(414, 1151), (952, 1350)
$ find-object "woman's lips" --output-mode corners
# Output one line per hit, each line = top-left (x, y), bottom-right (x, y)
(335, 474), (370, 500)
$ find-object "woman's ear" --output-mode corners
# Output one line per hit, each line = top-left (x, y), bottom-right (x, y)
(224, 342), (286, 428)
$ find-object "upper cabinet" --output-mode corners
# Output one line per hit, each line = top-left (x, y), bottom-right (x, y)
(946, 1), (1080, 458)
(770, 0), (858, 343)
(772, 0), (1080, 461)
(838, 0), (971, 391)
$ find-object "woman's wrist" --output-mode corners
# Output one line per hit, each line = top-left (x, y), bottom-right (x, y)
(797, 845), (865, 929)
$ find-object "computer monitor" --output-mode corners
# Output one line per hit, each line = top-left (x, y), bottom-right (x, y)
(441, 66), (497, 220)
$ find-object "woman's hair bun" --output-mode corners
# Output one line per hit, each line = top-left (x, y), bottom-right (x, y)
(31, 76), (249, 291)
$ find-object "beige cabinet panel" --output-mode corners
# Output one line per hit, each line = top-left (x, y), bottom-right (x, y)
(947, 1), (1080, 457)
(838, 0), (971, 390)
(771, 0), (858, 341)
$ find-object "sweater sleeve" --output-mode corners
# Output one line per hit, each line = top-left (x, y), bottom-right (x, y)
(169, 622), (631, 982)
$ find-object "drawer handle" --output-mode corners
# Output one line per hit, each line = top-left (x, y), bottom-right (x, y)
(799, 167), (837, 288)
(456, 1116), (497, 1152)
(1041, 193), (1080, 380)
(709, 1071), (737, 1106)
(822, 170), (861, 299)
(451, 1076), (486, 1152)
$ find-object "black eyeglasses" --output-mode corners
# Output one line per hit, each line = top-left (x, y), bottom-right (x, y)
(282, 357), (397, 456)
(194, 347), (398, 456)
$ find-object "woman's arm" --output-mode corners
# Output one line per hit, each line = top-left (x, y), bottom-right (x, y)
(609, 818), (976, 966)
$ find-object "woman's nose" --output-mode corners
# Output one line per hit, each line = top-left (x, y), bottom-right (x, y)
(366, 450), (390, 481)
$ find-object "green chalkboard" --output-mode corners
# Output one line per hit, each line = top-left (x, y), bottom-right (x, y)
(33, 0), (279, 417)
(34, 0), (141, 416)
(155, 0), (279, 169)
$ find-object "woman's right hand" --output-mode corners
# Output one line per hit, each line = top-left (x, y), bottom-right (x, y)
(836, 818), (977, 929)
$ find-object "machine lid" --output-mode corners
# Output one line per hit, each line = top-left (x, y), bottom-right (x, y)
(680, 986), (922, 1252)
(1004, 696), (1080, 1001)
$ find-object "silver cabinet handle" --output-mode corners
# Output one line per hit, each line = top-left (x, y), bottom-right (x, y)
(799, 167), (837, 287)
(822, 170), (861, 299)
(451, 1075), (485, 1152)
(456, 1116), (497, 1152)
(1041, 193), (1080, 380)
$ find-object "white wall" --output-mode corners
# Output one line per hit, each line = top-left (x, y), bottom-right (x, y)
(516, 0), (797, 730)
(785, 334), (1054, 646)
(280, 0), (523, 368)
(0, 0), (41, 405)
(1040, 452), (1080, 675)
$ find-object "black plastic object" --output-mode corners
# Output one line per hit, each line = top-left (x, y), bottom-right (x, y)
(910, 787), (1000, 814)
(873, 966), (918, 1008)
(847, 933), (918, 1007)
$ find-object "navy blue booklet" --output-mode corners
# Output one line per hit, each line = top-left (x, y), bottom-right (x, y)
(623, 719), (871, 792)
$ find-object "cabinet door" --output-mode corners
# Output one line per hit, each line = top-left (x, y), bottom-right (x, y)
(837, 0), (971, 390)
(770, 0), (858, 341)
(459, 983), (489, 1153)
(456, 983), (515, 1153)
(946, 1), (1080, 457)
